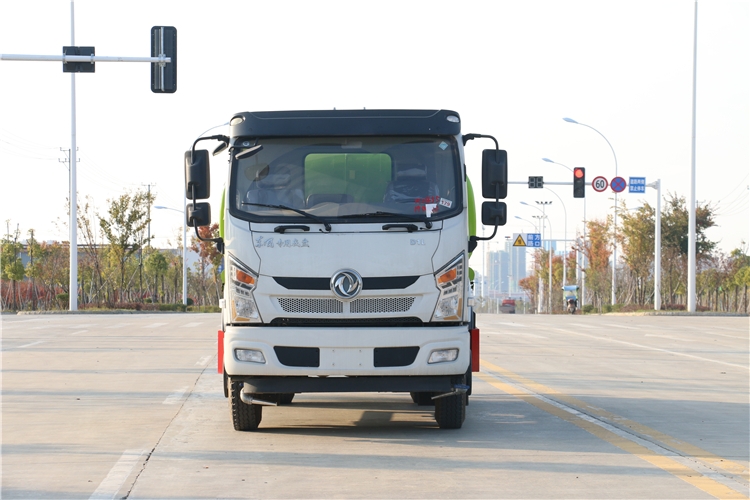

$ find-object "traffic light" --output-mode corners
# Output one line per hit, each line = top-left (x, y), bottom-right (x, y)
(573, 167), (585, 198)
(151, 26), (177, 93)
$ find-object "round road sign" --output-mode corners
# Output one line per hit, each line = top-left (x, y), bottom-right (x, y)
(592, 176), (608, 192)
(611, 176), (627, 193)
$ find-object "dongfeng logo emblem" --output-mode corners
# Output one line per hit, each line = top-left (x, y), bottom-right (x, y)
(331, 269), (362, 300)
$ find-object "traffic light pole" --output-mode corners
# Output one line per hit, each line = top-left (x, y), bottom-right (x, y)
(1, 2), (175, 311)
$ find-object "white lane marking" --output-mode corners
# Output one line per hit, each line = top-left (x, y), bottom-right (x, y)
(493, 322), (526, 328)
(89, 449), (145, 500)
(18, 340), (45, 348)
(182, 322), (203, 328)
(568, 322), (597, 329)
(70, 330), (89, 336)
(105, 323), (131, 329)
(162, 386), (190, 405)
(554, 328), (749, 370)
(644, 334), (697, 342)
(66, 324), (96, 329)
(484, 331), (548, 339)
(701, 331), (747, 340)
(602, 323), (640, 330)
(143, 323), (167, 329)
(196, 355), (212, 366)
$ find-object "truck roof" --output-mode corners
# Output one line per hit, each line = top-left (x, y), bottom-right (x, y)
(229, 109), (461, 140)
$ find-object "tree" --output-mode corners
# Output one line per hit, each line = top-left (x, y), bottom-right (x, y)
(77, 195), (107, 306)
(98, 189), (154, 302)
(2, 222), (26, 310)
(144, 250), (169, 302)
(576, 217), (612, 311)
(661, 193), (717, 305)
(190, 224), (222, 306)
(25, 229), (42, 310)
(619, 202), (656, 306)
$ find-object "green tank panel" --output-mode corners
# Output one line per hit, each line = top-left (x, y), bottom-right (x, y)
(467, 176), (476, 281)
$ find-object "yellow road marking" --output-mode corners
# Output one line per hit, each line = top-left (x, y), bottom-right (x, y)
(477, 361), (749, 500)
(481, 359), (749, 480)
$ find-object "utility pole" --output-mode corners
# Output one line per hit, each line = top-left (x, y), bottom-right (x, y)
(1, 3), (176, 311)
(142, 183), (157, 247)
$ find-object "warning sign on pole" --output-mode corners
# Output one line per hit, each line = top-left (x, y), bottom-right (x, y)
(512, 233), (527, 247)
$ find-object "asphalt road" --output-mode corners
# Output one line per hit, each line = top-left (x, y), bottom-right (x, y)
(1, 312), (748, 499)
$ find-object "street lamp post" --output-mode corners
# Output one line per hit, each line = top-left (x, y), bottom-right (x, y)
(563, 118), (618, 305)
(154, 205), (188, 306)
(529, 201), (554, 314)
(647, 180), (662, 311)
(542, 157), (586, 307)
(515, 216), (539, 314)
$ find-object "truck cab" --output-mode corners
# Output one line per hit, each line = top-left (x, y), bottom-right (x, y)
(184, 109), (507, 430)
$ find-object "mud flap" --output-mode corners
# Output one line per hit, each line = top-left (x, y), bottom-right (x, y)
(218, 330), (224, 374)
(470, 328), (480, 372)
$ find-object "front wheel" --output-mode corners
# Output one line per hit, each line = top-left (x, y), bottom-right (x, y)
(434, 376), (467, 429)
(229, 377), (263, 431)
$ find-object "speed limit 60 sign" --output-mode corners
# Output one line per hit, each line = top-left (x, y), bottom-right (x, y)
(592, 176), (608, 192)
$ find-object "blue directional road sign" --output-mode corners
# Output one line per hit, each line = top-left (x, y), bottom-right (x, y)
(629, 177), (646, 193)
(526, 233), (542, 248)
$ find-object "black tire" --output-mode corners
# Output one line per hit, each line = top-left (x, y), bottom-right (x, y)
(223, 369), (229, 398)
(229, 377), (262, 431)
(434, 376), (466, 429)
(410, 392), (436, 406)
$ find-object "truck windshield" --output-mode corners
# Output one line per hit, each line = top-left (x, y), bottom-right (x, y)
(229, 136), (461, 225)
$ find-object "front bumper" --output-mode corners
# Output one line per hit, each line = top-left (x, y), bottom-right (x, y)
(223, 324), (470, 378)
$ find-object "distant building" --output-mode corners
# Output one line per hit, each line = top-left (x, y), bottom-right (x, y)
(482, 240), (527, 298)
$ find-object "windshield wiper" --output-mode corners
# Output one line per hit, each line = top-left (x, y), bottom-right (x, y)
(348, 211), (433, 229)
(242, 202), (332, 232)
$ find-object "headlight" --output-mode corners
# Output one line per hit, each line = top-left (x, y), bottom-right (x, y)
(428, 348), (459, 364)
(431, 253), (465, 322)
(228, 256), (262, 324)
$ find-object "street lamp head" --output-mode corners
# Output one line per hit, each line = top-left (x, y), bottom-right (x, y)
(542, 158), (553, 163)
(563, 117), (579, 124)
(520, 201), (530, 206)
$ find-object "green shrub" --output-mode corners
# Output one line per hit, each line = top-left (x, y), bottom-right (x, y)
(187, 305), (221, 313)
(158, 303), (187, 312)
(582, 304), (594, 314)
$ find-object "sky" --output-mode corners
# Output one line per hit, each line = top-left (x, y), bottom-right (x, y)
(1, 0), (748, 274)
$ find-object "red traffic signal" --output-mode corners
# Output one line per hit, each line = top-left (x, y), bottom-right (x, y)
(573, 167), (585, 198)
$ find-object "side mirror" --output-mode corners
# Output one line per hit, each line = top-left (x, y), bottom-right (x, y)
(481, 149), (508, 200)
(186, 202), (211, 228)
(481, 201), (507, 226)
(185, 149), (210, 200)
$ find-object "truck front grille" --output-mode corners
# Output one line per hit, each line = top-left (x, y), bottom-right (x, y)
(275, 296), (416, 315)
(350, 297), (415, 313)
(269, 317), (424, 327)
(277, 298), (344, 314)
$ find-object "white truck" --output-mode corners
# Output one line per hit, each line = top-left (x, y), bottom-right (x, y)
(184, 109), (507, 430)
